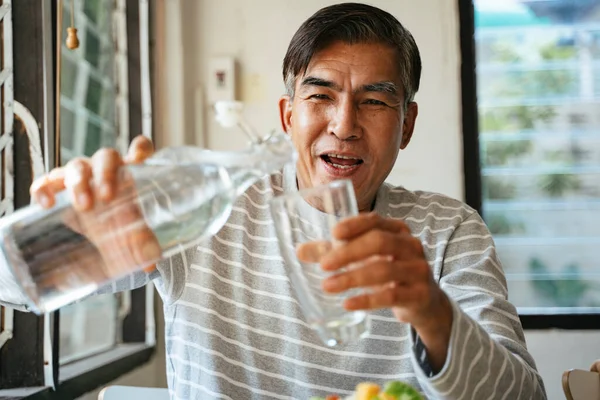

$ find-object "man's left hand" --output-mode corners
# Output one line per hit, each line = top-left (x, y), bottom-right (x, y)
(297, 212), (453, 372)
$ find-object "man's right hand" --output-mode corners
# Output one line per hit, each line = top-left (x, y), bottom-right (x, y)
(28, 135), (161, 282)
(30, 135), (154, 210)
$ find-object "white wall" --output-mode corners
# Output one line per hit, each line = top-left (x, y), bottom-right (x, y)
(97, 1), (599, 400)
(181, 0), (464, 200)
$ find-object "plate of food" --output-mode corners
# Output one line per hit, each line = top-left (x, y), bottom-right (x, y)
(310, 381), (424, 400)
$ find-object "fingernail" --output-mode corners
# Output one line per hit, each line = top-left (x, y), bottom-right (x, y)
(142, 243), (160, 262)
(38, 193), (51, 208)
(77, 193), (90, 209)
(312, 245), (328, 262)
(323, 276), (343, 292)
(143, 264), (157, 274)
(100, 183), (112, 200)
(320, 242), (333, 254)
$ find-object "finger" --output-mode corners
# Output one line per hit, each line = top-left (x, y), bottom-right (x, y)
(30, 168), (67, 208)
(91, 148), (124, 201)
(296, 240), (332, 263)
(94, 208), (162, 276)
(111, 192), (162, 266)
(343, 281), (425, 311)
(321, 230), (423, 271)
(144, 264), (157, 274)
(124, 135), (154, 164)
(322, 257), (428, 293)
(125, 225), (162, 269)
(64, 158), (94, 211)
(332, 212), (410, 241)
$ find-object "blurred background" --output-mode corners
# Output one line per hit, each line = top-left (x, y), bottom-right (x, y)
(1, 1), (599, 399)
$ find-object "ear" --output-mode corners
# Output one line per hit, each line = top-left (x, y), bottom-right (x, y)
(278, 95), (293, 134)
(400, 102), (419, 149)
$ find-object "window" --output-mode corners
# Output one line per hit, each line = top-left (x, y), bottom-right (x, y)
(465, 0), (600, 324)
(0, 0), (156, 395)
(58, 0), (126, 366)
(59, 0), (118, 164)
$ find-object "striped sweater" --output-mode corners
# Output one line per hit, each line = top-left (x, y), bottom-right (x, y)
(0, 164), (547, 399)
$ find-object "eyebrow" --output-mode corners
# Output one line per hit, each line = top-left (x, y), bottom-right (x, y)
(300, 76), (399, 96)
(361, 81), (399, 95)
(300, 76), (340, 90)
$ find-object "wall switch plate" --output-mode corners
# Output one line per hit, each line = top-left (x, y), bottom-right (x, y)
(207, 56), (236, 104)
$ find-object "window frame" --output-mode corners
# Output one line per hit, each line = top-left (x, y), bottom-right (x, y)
(459, 0), (600, 330)
(0, 0), (157, 396)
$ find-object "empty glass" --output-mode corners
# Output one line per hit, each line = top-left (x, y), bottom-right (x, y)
(270, 180), (370, 346)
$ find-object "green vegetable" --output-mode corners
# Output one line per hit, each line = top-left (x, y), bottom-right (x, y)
(383, 381), (424, 400)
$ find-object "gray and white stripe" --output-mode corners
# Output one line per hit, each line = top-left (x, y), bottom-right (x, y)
(0, 164), (547, 399)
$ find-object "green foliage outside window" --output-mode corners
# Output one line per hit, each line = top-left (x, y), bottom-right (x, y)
(529, 257), (599, 307)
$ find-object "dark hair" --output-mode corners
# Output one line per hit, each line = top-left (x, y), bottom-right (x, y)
(282, 2), (422, 105)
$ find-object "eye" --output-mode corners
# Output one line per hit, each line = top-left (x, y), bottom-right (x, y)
(309, 94), (331, 100)
(363, 99), (388, 106)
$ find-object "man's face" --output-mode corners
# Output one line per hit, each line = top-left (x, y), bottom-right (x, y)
(279, 41), (418, 211)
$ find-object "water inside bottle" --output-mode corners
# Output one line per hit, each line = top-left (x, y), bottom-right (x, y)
(0, 162), (235, 313)
(2, 210), (113, 312)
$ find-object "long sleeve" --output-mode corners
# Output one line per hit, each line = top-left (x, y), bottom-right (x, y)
(94, 247), (193, 304)
(0, 254), (162, 312)
(412, 212), (547, 399)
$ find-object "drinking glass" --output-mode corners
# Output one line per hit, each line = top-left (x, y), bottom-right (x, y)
(270, 179), (370, 346)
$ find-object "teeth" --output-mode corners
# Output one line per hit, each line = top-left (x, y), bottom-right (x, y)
(330, 163), (356, 169)
(326, 153), (360, 160)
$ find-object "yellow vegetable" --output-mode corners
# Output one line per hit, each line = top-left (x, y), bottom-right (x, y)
(355, 382), (381, 400)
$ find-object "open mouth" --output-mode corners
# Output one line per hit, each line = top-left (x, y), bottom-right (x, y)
(320, 153), (364, 169)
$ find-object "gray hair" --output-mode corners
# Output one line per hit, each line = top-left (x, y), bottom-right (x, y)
(282, 2), (422, 106)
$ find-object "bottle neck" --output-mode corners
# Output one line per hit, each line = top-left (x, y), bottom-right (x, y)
(222, 132), (297, 196)
(143, 132), (297, 199)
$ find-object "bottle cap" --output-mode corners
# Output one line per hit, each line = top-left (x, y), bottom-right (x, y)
(214, 101), (244, 128)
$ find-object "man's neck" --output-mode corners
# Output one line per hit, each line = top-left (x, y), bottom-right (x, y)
(294, 176), (379, 213)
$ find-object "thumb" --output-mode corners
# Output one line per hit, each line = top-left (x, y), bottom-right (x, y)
(125, 135), (154, 164)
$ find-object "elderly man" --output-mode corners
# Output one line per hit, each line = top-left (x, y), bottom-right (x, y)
(15, 2), (546, 399)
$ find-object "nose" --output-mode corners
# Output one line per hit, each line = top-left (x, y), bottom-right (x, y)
(328, 98), (362, 140)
